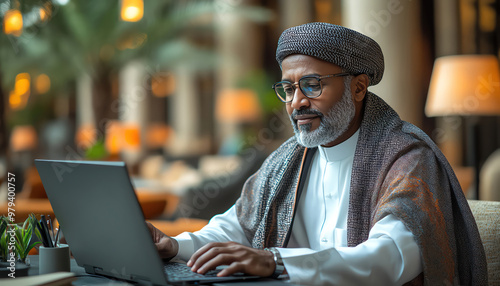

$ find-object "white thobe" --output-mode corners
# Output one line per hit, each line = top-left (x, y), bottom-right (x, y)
(174, 131), (422, 285)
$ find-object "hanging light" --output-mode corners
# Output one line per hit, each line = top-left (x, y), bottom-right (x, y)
(120, 0), (143, 22)
(9, 90), (21, 109)
(15, 73), (30, 96)
(3, 9), (23, 36)
(35, 74), (51, 94)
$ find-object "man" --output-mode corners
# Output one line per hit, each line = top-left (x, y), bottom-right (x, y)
(148, 22), (487, 285)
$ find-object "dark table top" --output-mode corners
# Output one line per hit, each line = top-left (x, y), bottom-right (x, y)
(25, 255), (294, 286)
(27, 255), (133, 285)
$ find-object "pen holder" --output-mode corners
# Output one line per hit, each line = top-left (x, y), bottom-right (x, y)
(39, 244), (71, 274)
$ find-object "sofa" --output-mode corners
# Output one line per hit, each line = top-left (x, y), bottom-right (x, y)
(468, 199), (500, 285)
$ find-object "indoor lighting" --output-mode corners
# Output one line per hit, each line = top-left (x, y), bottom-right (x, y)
(105, 121), (123, 155)
(146, 123), (172, 148)
(123, 123), (141, 151)
(426, 55), (500, 116)
(3, 9), (23, 36)
(121, 0), (144, 22)
(151, 73), (176, 97)
(75, 123), (97, 149)
(216, 89), (262, 123)
(425, 54), (500, 199)
(35, 74), (51, 94)
(9, 90), (21, 109)
(10, 125), (37, 152)
(9, 73), (31, 110)
(15, 73), (30, 96)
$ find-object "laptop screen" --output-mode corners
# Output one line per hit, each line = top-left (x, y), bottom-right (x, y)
(35, 159), (168, 285)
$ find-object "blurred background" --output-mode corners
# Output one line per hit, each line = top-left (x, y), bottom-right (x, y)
(1, 0), (500, 227)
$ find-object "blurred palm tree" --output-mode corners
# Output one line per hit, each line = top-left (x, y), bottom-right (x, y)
(0, 0), (270, 138)
(1, 0), (214, 132)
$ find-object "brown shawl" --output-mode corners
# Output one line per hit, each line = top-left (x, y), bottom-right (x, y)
(235, 92), (487, 285)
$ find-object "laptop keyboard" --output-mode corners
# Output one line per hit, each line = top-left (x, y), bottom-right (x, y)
(164, 262), (221, 282)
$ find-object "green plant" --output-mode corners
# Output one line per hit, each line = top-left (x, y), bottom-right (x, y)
(0, 214), (41, 264)
(0, 216), (8, 261)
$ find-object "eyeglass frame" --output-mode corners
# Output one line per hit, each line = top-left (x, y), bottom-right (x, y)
(271, 72), (352, 103)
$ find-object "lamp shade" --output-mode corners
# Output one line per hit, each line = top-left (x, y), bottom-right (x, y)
(10, 125), (37, 152)
(425, 55), (500, 117)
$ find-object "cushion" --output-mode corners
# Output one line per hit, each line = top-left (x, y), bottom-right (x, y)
(468, 200), (500, 285)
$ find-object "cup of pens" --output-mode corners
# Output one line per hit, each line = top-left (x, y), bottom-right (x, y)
(36, 215), (70, 274)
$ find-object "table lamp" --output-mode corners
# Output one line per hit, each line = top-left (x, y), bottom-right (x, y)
(215, 89), (262, 154)
(10, 125), (37, 152)
(425, 55), (500, 199)
(216, 89), (262, 123)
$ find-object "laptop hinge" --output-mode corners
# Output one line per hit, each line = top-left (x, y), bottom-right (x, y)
(132, 275), (153, 286)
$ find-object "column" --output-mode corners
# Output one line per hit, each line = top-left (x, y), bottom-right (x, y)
(168, 64), (203, 156)
(433, 0), (463, 166)
(279, 0), (313, 29)
(215, 0), (264, 150)
(342, 0), (424, 127)
(119, 60), (147, 166)
(75, 73), (96, 150)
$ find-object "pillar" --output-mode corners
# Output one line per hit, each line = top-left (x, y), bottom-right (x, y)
(342, 0), (424, 127)
(433, 0), (463, 167)
(119, 60), (147, 166)
(168, 64), (203, 156)
(215, 0), (264, 151)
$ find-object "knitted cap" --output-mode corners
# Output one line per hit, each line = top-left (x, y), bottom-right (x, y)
(276, 22), (384, 86)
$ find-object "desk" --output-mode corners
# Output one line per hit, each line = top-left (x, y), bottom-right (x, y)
(19, 255), (294, 285)
(26, 255), (133, 285)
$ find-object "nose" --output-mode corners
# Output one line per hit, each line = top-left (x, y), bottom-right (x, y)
(290, 87), (310, 110)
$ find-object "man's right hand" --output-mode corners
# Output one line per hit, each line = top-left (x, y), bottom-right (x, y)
(146, 221), (179, 260)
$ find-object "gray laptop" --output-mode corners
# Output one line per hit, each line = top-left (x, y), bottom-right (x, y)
(35, 159), (261, 285)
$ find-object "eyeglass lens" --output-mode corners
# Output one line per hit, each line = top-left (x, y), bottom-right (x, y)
(275, 77), (322, 102)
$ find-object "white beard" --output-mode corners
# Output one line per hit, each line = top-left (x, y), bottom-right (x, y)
(289, 78), (355, 148)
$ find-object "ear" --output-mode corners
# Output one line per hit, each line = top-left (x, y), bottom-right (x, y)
(351, 74), (369, 102)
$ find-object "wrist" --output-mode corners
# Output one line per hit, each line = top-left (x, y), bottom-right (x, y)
(264, 247), (285, 278)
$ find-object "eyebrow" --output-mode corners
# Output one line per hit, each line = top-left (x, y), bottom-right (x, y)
(281, 73), (321, 82)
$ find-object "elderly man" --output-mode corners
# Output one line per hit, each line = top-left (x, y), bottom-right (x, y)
(148, 22), (487, 285)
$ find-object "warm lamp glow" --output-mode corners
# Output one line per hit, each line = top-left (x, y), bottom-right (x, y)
(151, 73), (176, 97)
(9, 90), (22, 110)
(146, 123), (172, 148)
(10, 125), (37, 152)
(15, 73), (30, 95)
(9, 73), (31, 110)
(75, 123), (97, 149)
(426, 55), (500, 117)
(216, 89), (262, 123)
(105, 121), (123, 155)
(121, 0), (143, 22)
(4, 9), (23, 36)
(123, 124), (141, 150)
(35, 74), (50, 94)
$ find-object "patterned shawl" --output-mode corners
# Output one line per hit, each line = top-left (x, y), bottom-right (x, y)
(235, 92), (487, 285)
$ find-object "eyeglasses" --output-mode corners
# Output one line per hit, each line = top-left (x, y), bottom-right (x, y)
(272, 73), (351, 103)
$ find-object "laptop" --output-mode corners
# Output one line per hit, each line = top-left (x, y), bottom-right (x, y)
(34, 159), (262, 285)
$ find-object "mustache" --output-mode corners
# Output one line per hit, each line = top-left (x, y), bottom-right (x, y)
(291, 109), (324, 119)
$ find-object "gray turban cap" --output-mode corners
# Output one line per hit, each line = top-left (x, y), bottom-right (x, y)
(276, 22), (384, 86)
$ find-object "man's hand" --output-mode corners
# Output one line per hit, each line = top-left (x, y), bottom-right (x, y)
(187, 241), (276, 277)
(146, 221), (179, 260)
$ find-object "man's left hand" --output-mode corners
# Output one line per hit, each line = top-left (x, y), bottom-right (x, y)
(187, 241), (275, 277)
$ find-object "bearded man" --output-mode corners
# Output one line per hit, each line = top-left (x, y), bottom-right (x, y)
(148, 22), (487, 285)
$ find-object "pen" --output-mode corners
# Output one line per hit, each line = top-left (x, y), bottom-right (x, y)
(40, 215), (54, 247)
(36, 220), (50, 247)
(54, 228), (61, 247)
